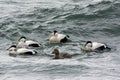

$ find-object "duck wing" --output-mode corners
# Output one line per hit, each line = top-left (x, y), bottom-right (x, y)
(26, 40), (40, 47)
(17, 48), (37, 55)
(92, 42), (106, 50)
(57, 34), (66, 40)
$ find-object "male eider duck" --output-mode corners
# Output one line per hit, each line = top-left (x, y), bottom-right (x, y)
(52, 48), (72, 59)
(7, 45), (37, 56)
(18, 36), (41, 48)
(49, 30), (69, 43)
(83, 41), (111, 52)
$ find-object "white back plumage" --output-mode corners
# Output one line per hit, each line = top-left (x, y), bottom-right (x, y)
(92, 42), (106, 50)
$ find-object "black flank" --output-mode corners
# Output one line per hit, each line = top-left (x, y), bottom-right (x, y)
(60, 37), (68, 43)
(29, 44), (39, 47)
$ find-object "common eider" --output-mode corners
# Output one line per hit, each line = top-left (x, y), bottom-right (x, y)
(49, 30), (69, 43)
(52, 48), (72, 59)
(18, 36), (41, 48)
(83, 41), (111, 52)
(7, 45), (37, 56)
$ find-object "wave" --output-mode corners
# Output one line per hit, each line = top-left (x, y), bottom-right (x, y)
(65, 0), (118, 20)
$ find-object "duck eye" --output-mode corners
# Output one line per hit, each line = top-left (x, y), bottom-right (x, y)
(15, 49), (17, 51)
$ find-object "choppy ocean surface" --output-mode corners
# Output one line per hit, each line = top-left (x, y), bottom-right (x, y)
(0, 0), (120, 80)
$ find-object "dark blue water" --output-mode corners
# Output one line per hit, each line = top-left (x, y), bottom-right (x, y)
(0, 0), (120, 80)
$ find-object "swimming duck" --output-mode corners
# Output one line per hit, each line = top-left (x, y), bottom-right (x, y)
(52, 48), (72, 59)
(49, 30), (69, 43)
(83, 41), (111, 52)
(18, 36), (41, 48)
(7, 45), (37, 56)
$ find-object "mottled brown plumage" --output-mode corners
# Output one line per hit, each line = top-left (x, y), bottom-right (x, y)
(52, 48), (72, 59)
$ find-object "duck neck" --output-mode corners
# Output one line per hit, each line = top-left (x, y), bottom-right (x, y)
(18, 40), (26, 48)
(54, 53), (60, 59)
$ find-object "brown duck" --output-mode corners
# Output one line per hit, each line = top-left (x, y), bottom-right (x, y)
(52, 48), (72, 59)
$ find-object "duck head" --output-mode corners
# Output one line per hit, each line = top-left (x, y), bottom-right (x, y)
(18, 36), (27, 48)
(83, 41), (93, 51)
(52, 48), (61, 59)
(7, 45), (18, 57)
(7, 45), (17, 55)
(84, 41), (92, 47)
(18, 36), (26, 42)
(51, 30), (58, 36)
(52, 48), (59, 55)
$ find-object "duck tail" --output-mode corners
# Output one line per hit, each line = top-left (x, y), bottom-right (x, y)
(32, 50), (37, 55)
(66, 35), (70, 38)
(105, 47), (111, 51)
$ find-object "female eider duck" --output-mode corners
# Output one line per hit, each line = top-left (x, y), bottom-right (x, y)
(52, 48), (72, 59)
(49, 30), (69, 43)
(7, 45), (37, 56)
(83, 41), (111, 52)
(18, 36), (41, 48)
